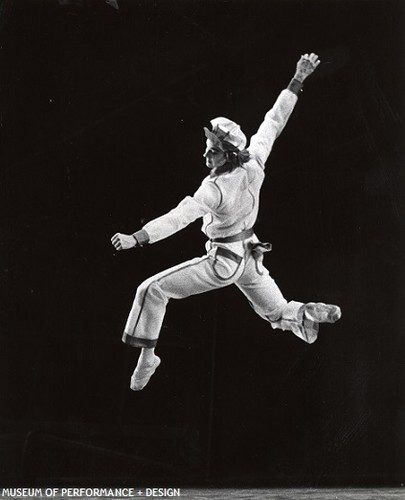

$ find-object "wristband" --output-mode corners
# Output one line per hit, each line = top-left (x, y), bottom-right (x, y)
(288, 78), (304, 96)
(132, 229), (150, 247)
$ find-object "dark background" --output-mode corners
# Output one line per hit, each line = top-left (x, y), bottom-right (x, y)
(1, 0), (404, 488)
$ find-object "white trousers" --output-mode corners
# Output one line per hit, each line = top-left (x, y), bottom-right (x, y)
(122, 237), (313, 348)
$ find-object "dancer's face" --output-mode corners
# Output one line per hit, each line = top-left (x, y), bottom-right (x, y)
(203, 140), (227, 169)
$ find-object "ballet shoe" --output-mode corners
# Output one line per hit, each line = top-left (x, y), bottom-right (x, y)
(304, 303), (342, 324)
(130, 356), (161, 391)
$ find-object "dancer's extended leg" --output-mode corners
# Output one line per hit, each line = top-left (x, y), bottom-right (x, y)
(235, 255), (341, 343)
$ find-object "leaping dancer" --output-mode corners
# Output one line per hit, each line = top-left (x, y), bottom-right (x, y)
(111, 53), (341, 391)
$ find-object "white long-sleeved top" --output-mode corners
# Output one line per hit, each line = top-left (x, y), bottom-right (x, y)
(140, 89), (298, 244)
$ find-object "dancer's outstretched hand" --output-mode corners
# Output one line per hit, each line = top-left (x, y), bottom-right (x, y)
(295, 53), (321, 82)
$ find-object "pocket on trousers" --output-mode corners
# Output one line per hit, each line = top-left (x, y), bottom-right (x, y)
(212, 254), (242, 281)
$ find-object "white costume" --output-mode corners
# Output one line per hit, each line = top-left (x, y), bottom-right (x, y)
(121, 87), (338, 350)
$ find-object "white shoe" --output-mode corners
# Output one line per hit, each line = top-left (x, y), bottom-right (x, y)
(130, 356), (161, 391)
(304, 303), (342, 323)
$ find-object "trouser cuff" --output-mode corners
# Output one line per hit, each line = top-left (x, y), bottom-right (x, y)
(122, 333), (158, 348)
(270, 301), (319, 344)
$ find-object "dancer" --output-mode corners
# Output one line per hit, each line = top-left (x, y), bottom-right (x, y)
(111, 53), (341, 391)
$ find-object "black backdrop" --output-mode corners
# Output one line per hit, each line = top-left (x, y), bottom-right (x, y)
(1, 0), (404, 488)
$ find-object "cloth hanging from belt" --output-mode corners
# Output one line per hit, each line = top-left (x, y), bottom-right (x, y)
(249, 241), (272, 260)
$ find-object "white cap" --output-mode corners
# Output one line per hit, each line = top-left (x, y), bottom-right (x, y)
(208, 117), (247, 150)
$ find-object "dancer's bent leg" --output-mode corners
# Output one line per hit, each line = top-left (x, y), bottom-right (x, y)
(122, 256), (226, 346)
(123, 254), (241, 389)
